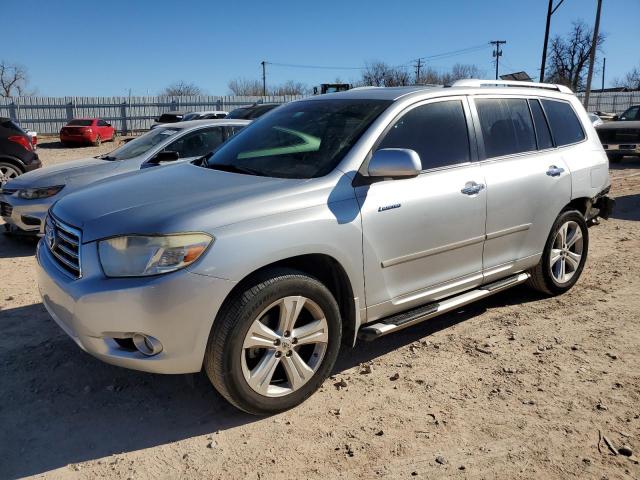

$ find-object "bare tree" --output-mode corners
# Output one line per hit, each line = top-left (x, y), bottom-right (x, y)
(416, 63), (485, 85)
(270, 80), (309, 96)
(612, 65), (640, 90)
(228, 77), (264, 96)
(160, 81), (204, 96)
(360, 61), (412, 87)
(0, 61), (31, 98)
(546, 21), (605, 91)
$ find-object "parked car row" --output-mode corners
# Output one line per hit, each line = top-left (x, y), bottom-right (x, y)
(1, 119), (249, 235)
(3, 80), (615, 415)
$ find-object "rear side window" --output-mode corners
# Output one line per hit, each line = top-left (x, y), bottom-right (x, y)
(475, 98), (537, 158)
(529, 99), (554, 149)
(378, 100), (470, 170)
(541, 99), (585, 146)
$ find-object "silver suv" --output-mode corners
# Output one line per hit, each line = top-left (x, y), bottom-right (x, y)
(37, 80), (614, 415)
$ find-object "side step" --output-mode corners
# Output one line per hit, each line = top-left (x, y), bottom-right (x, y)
(358, 272), (530, 341)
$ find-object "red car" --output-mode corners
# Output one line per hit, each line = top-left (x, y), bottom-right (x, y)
(60, 118), (116, 146)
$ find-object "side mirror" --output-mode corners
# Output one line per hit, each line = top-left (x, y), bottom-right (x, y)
(149, 150), (180, 164)
(368, 148), (421, 178)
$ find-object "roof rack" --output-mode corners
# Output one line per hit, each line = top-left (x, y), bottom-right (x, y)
(451, 79), (573, 94)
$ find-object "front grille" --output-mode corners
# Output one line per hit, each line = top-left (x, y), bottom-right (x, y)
(598, 128), (640, 144)
(0, 202), (12, 217)
(45, 215), (82, 278)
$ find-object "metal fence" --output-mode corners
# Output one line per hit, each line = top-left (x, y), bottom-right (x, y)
(0, 95), (305, 135)
(2, 91), (638, 135)
(576, 91), (640, 114)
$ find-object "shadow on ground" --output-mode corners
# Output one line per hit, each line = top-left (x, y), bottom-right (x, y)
(0, 231), (39, 258)
(0, 283), (543, 478)
(611, 193), (640, 221)
(609, 156), (640, 170)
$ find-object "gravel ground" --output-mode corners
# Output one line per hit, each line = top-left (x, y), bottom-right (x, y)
(0, 139), (639, 479)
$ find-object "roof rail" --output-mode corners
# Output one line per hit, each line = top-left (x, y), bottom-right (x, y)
(451, 79), (573, 94)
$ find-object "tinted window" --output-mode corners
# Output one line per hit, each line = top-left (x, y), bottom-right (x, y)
(206, 99), (391, 178)
(378, 100), (470, 170)
(529, 99), (554, 149)
(166, 127), (224, 158)
(620, 106), (639, 121)
(97, 119), (108, 126)
(225, 107), (250, 119)
(541, 99), (585, 146)
(67, 119), (93, 126)
(476, 98), (536, 158)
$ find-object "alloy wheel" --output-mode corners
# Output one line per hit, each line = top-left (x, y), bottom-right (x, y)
(550, 220), (584, 284)
(241, 296), (329, 397)
(0, 165), (19, 186)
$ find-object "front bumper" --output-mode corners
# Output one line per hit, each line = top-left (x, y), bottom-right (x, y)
(603, 143), (640, 157)
(36, 240), (236, 374)
(0, 193), (54, 234)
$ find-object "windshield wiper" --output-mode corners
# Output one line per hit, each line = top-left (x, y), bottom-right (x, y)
(207, 163), (263, 176)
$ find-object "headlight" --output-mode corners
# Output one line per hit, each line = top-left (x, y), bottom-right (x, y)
(98, 233), (213, 277)
(17, 185), (65, 199)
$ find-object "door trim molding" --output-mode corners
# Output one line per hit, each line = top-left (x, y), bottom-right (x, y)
(381, 235), (485, 268)
(485, 223), (532, 240)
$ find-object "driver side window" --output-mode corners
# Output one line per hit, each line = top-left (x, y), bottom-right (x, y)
(621, 106), (639, 121)
(165, 127), (224, 158)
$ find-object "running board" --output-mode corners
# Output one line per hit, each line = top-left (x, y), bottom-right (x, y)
(358, 273), (530, 341)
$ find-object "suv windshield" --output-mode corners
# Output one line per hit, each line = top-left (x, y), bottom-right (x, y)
(205, 99), (390, 178)
(100, 128), (179, 161)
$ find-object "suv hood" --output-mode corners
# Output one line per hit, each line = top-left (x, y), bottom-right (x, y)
(5, 157), (120, 189)
(51, 162), (324, 243)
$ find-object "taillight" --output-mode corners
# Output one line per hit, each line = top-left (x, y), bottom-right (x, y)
(81, 127), (93, 133)
(8, 135), (33, 152)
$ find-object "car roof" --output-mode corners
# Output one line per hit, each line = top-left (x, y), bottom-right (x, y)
(185, 110), (228, 115)
(161, 119), (251, 130)
(307, 81), (575, 103)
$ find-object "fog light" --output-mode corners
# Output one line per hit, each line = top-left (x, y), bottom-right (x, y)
(132, 333), (163, 356)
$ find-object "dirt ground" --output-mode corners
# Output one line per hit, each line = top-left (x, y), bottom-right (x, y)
(1, 138), (639, 480)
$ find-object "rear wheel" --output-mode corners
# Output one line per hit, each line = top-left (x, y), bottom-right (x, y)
(204, 269), (342, 415)
(93, 135), (102, 146)
(527, 210), (589, 295)
(0, 162), (21, 186)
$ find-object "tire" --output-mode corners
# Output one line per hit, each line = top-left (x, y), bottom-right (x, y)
(93, 135), (101, 146)
(204, 268), (342, 415)
(527, 210), (589, 295)
(607, 153), (623, 163)
(0, 162), (22, 187)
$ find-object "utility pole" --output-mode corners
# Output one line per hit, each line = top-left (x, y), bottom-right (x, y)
(601, 57), (606, 92)
(261, 61), (266, 96)
(539, 0), (566, 82)
(490, 41), (506, 80)
(414, 58), (422, 83)
(584, 0), (603, 109)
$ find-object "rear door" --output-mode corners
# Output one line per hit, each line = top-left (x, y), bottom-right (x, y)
(357, 97), (487, 321)
(471, 96), (572, 281)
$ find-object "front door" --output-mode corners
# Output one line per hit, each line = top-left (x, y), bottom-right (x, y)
(357, 97), (487, 322)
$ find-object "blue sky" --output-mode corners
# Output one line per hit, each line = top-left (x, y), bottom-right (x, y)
(5, 0), (639, 97)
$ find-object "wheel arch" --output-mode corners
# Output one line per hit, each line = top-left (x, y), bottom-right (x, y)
(214, 253), (359, 349)
(0, 156), (26, 174)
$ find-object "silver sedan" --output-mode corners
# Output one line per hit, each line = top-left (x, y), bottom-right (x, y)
(0, 119), (249, 235)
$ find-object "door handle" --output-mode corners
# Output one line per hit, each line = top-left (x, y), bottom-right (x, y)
(461, 181), (485, 195)
(546, 165), (565, 177)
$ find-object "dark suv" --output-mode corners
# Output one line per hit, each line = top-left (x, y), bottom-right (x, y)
(0, 118), (41, 187)
(596, 105), (640, 162)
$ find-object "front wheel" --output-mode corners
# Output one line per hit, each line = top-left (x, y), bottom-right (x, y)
(204, 269), (342, 415)
(527, 210), (589, 295)
(0, 162), (21, 186)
